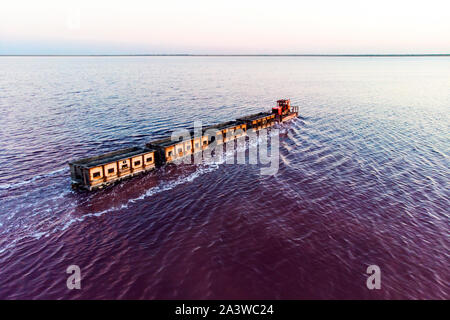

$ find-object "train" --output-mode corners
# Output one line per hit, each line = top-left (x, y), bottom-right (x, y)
(69, 99), (299, 190)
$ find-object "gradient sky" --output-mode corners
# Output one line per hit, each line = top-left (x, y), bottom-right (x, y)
(1, 0), (450, 54)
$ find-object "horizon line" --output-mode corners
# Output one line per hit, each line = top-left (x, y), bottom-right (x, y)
(1, 54), (450, 57)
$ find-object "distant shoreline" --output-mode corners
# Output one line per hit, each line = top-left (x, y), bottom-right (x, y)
(1, 54), (449, 57)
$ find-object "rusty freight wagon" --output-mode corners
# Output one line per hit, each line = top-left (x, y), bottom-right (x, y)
(236, 112), (276, 132)
(147, 131), (210, 164)
(202, 121), (247, 145)
(147, 137), (188, 164)
(69, 147), (156, 190)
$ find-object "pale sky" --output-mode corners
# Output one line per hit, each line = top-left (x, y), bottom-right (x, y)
(1, 0), (450, 54)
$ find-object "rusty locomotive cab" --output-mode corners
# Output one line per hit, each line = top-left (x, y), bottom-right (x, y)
(69, 99), (299, 190)
(271, 99), (299, 122)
